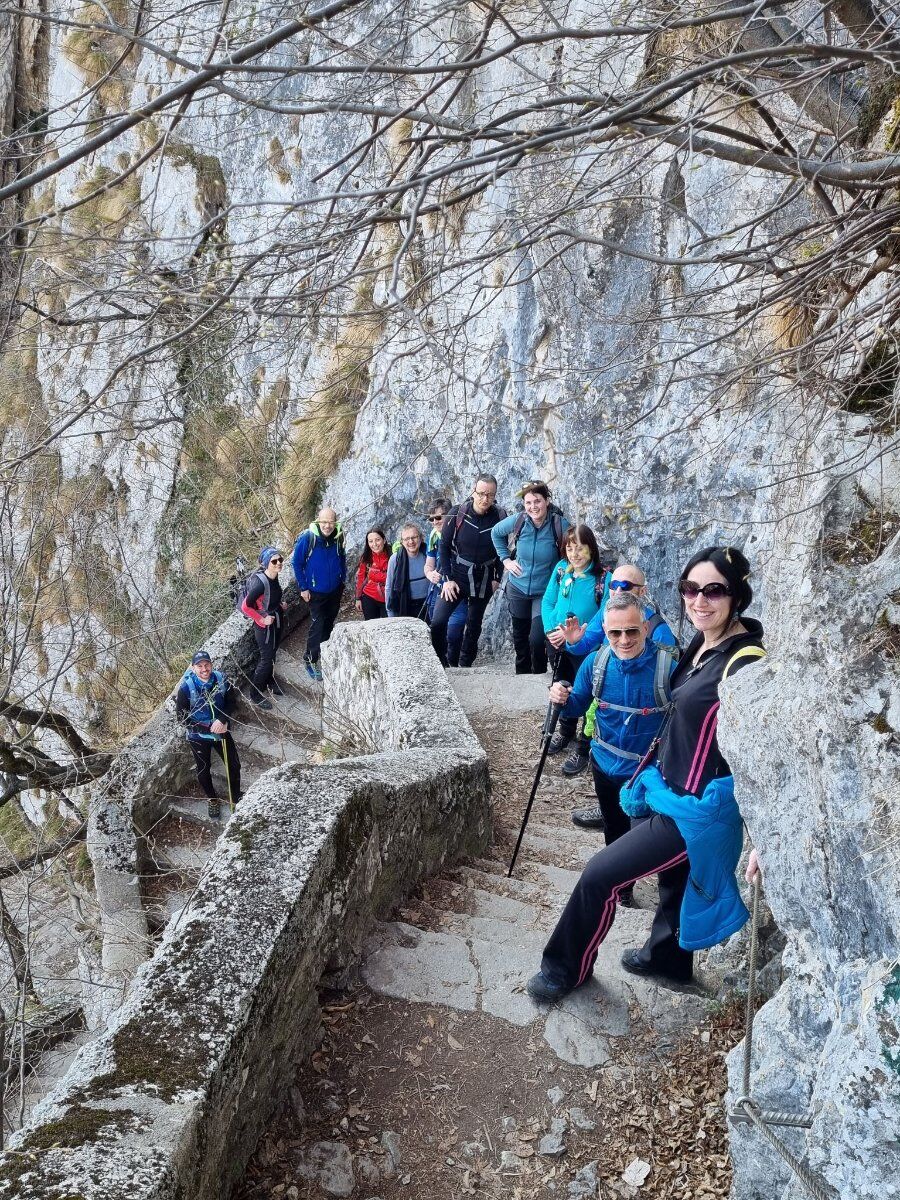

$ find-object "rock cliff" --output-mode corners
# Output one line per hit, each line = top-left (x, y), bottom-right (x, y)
(1, 1), (898, 1194)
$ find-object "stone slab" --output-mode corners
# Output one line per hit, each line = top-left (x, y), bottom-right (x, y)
(361, 921), (479, 1010)
(447, 667), (549, 716)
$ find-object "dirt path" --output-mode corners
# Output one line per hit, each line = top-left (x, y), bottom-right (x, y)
(237, 665), (745, 1200)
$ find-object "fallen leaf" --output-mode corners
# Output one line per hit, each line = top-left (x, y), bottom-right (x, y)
(447, 1033), (464, 1051)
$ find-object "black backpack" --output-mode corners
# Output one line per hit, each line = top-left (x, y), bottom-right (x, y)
(231, 557), (271, 618)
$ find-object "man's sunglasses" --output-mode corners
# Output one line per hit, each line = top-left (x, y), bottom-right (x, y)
(428, 514), (444, 521)
(607, 627), (641, 638)
(609, 579), (636, 591)
(678, 580), (732, 599)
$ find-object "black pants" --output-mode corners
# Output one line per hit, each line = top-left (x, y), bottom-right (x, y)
(591, 762), (632, 847)
(189, 735), (241, 804)
(252, 621), (281, 697)
(508, 589), (547, 674)
(540, 812), (693, 988)
(431, 593), (491, 667)
(360, 594), (386, 620)
(552, 644), (590, 745)
(306, 587), (343, 662)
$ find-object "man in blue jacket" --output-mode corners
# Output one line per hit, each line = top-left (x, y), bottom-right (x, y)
(557, 563), (677, 776)
(547, 592), (676, 905)
(291, 507), (347, 681)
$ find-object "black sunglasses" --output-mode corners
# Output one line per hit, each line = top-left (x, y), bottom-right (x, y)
(428, 514), (444, 521)
(269, 556), (284, 565)
(678, 580), (732, 599)
(607, 627), (642, 638)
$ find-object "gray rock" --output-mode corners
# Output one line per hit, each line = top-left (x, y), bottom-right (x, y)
(550, 1117), (567, 1137)
(499, 1151), (522, 1173)
(381, 1129), (402, 1171)
(547, 1085), (567, 1107)
(567, 1107), (596, 1132)
(501, 1116), (518, 1134)
(356, 1154), (386, 1186)
(567, 1161), (599, 1198)
(537, 1133), (566, 1158)
(296, 1141), (355, 1198)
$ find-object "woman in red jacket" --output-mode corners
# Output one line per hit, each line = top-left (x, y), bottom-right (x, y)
(355, 528), (390, 619)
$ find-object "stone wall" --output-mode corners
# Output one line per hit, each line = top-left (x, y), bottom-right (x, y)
(0, 619), (490, 1200)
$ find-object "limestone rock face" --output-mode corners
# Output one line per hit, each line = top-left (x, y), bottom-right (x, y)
(5, 1), (899, 1195)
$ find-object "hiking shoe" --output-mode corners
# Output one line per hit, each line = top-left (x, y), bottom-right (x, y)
(525, 971), (571, 1003)
(617, 888), (636, 908)
(620, 949), (692, 984)
(562, 744), (591, 776)
(251, 696), (273, 711)
(572, 804), (606, 830)
(269, 679), (286, 696)
(305, 660), (323, 682)
(207, 798), (221, 820)
(547, 730), (572, 756)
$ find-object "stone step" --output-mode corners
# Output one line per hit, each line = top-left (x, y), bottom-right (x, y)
(268, 694), (321, 732)
(518, 828), (593, 868)
(528, 819), (605, 852)
(276, 653), (323, 697)
(230, 724), (310, 763)
(446, 863), (545, 904)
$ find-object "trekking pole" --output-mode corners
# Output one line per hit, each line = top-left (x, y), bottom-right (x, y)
(222, 736), (234, 812)
(507, 621), (572, 878)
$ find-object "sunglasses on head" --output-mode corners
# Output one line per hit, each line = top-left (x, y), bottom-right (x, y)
(607, 627), (641, 639)
(678, 580), (732, 599)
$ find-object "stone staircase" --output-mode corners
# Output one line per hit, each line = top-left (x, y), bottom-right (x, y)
(359, 667), (711, 1066)
(142, 626), (324, 934)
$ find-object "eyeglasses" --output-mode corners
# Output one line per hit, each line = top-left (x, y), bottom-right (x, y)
(678, 580), (732, 600)
(609, 579), (637, 591)
(473, 490), (496, 499)
(401, 537), (420, 544)
(607, 627), (641, 639)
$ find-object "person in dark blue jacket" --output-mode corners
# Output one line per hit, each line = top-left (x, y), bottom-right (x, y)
(292, 507), (347, 681)
(558, 562), (677, 776)
(175, 651), (242, 819)
(526, 545), (765, 1003)
(548, 592), (676, 903)
(491, 482), (570, 674)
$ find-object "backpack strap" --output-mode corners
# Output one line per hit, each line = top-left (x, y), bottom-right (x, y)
(590, 645), (613, 701)
(552, 512), (565, 556)
(722, 644), (767, 679)
(508, 511), (527, 557)
(652, 644), (673, 711)
(450, 502), (470, 557)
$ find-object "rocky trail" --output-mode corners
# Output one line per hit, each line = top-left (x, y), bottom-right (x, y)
(238, 664), (748, 1200)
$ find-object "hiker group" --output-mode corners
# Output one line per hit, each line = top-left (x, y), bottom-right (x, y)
(176, 477), (767, 1003)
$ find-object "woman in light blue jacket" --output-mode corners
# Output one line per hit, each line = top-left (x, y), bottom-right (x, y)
(491, 482), (569, 674)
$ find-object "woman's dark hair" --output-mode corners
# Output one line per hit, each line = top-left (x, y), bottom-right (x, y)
(679, 545), (753, 625)
(360, 527), (388, 565)
(518, 480), (551, 502)
(563, 524), (602, 574)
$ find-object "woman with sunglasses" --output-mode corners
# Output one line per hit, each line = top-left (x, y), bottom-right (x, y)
(241, 546), (288, 710)
(526, 545), (765, 1002)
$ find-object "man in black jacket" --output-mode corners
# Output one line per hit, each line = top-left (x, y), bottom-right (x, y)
(430, 474), (506, 667)
(175, 651), (242, 819)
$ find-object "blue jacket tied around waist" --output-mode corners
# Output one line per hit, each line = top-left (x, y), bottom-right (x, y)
(619, 765), (749, 951)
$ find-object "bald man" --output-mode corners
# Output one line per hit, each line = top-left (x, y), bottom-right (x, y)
(292, 507), (347, 681)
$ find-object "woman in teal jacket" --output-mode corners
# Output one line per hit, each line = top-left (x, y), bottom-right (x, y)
(491, 481), (569, 673)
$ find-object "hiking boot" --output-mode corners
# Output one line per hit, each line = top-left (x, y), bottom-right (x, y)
(305, 660), (323, 682)
(207, 797), (221, 820)
(269, 679), (286, 696)
(617, 888), (636, 908)
(547, 730), (572, 756)
(572, 804), (605, 830)
(251, 695), (273, 711)
(525, 971), (571, 1003)
(561, 743), (591, 776)
(620, 949), (692, 984)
